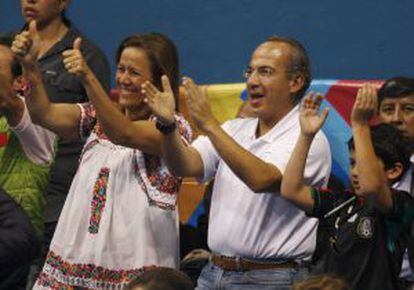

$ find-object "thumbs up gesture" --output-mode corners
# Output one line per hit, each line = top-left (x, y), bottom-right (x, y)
(12, 20), (40, 64)
(62, 37), (90, 78)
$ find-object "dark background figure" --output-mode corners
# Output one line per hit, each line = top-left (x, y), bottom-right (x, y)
(0, 186), (40, 290)
(10, 0), (110, 271)
(377, 77), (414, 289)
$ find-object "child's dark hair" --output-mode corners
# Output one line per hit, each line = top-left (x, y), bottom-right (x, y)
(292, 274), (350, 290)
(125, 267), (193, 290)
(348, 123), (411, 181)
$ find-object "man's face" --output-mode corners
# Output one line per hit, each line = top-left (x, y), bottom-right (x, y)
(21, 0), (67, 26)
(246, 41), (302, 124)
(0, 46), (14, 86)
(378, 95), (414, 143)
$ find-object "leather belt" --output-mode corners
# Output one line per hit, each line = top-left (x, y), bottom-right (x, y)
(211, 254), (299, 271)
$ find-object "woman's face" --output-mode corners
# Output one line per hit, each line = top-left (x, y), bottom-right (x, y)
(21, 0), (67, 26)
(116, 47), (153, 111)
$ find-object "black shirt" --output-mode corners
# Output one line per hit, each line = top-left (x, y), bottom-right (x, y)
(310, 188), (414, 290)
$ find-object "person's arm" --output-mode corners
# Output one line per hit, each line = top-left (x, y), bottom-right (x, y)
(145, 77), (281, 191)
(9, 100), (55, 164)
(61, 38), (167, 155)
(281, 94), (329, 213)
(11, 21), (81, 140)
(351, 84), (393, 213)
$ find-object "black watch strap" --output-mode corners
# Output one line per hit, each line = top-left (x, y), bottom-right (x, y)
(155, 119), (176, 135)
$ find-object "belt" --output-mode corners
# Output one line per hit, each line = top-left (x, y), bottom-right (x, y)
(211, 254), (299, 271)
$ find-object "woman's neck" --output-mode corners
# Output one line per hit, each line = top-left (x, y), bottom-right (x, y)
(36, 17), (69, 58)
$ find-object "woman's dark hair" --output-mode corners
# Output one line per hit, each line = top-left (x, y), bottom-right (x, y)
(348, 123), (412, 182)
(116, 33), (180, 110)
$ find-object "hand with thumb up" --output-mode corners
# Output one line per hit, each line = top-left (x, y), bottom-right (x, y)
(11, 20), (40, 64)
(62, 37), (90, 79)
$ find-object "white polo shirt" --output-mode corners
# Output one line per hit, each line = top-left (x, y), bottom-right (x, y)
(192, 105), (331, 262)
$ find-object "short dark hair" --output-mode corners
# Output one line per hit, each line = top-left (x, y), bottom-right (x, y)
(116, 33), (180, 110)
(0, 35), (22, 77)
(348, 123), (412, 181)
(378, 77), (414, 106)
(292, 274), (350, 290)
(266, 36), (311, 103)
(125, 267), (193, 290)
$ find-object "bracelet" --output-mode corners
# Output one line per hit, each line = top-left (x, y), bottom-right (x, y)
(155, 119), (176, 135)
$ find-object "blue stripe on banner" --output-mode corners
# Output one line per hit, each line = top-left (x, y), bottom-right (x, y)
(309, 80), (351, 186)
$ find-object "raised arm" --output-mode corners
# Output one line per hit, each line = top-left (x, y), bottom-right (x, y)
(142, 77), (204, 175)
(62, 41), (175, 155)
(11, 21), (80, 140)
(351, 84), (393, 212)
(280, 94), (329, 213)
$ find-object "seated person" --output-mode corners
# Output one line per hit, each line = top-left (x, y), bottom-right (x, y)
(281, 85), (414, 290)
(0, 186), (40, 290)
(0, 36), (54, 239)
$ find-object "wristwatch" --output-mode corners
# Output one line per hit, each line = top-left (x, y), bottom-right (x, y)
(155, 119), (176, 135)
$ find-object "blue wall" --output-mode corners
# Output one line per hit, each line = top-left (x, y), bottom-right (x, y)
(2, 0), (414, 84)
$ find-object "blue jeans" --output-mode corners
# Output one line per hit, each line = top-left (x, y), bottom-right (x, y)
(196, 261), (309, 290)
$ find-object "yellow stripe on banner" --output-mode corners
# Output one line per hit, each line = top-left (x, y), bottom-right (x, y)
(204, 83), (246, 123)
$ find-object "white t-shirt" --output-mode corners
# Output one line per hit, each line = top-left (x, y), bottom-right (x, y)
(192, 105), (332, 262)
(8, 101), (55, 164)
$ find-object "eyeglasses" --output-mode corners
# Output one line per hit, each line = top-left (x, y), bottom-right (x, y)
(243, 66), (276, 80)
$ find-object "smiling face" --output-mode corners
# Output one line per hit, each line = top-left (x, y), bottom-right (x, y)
(21, 0), (68, 26)
(115, 47), (152, 113)
(246, 41), (304, 127)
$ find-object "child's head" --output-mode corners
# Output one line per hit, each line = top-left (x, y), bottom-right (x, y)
(291, 274), (350, 290)
(125, 267), (193, 290)
(348, 123), (411, 191)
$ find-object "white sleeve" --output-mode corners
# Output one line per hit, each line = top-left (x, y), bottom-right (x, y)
(191, 120), (241, 183)
(9, 103), (56, 165)
(192, 135), (220, 183)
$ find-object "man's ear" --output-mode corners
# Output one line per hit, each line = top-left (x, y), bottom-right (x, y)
(289, 73), (305, 96)
(12, 75), (31, 97)
(386, 162), (404, 182)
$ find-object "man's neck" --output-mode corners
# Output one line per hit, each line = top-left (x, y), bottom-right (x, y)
(256, 104), (295, 137)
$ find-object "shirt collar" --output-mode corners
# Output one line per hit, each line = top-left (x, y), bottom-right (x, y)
(248, 105), (299, 143)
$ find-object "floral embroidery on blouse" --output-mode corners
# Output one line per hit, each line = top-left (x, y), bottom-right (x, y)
(78, 102), (97, 140)
(36, 250), (155, 289)
(135, 114), (192, 210)
(88, 167), (110, 234)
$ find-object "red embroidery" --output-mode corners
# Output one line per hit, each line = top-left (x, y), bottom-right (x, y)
(37, 251), (154, 289)
(88, 167), (110, 234)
